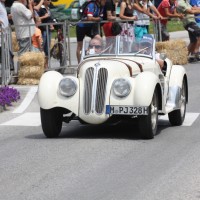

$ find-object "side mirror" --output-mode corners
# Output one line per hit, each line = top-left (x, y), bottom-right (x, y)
(159, 53), (167, 60)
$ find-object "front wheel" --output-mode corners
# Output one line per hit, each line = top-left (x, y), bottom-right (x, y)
(138, 89), (158, 139)
(168, 78), (187, 126)
(40, 108), (63, 138)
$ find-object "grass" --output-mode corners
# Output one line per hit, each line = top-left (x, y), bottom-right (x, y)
(62, 20), (185, 38)
(149, 20), (184, 34)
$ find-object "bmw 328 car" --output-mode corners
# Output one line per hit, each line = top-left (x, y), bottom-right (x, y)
(38, 34), (188, 139)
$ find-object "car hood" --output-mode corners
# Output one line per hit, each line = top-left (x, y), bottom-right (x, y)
(77, 56), (156, 77)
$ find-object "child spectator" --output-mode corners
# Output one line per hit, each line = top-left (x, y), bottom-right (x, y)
(32, 16), (43, 52)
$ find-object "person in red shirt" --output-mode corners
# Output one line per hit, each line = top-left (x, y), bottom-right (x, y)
(157, 0), (183, 41)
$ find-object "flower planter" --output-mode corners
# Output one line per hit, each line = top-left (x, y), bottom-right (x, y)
(0, 86), (20, 111)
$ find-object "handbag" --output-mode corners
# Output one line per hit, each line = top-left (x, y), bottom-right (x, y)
(111, 22), (122, 36)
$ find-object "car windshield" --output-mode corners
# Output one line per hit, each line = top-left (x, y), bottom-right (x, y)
(81, 34), (155, 59)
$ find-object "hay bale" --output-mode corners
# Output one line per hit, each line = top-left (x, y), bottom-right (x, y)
(12, 32), (19, 52)
(18, 66), (44, 79)
(18, 51), (45, 85)
(18, 52), (45, 67)
(17, 78), (40, 85)
(156, 40), (188, 65)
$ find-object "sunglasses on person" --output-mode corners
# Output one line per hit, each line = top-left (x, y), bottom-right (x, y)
(89, 45), (102, 49)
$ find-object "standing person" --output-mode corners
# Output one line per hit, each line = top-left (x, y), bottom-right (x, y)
(0, 0), (8, 29)
(0, 0), (9, 63)
(190, 0), (200, 26)
(190, 0), (200, 56)
(11, 0), (35, 56)
(32, 16), (43, 52)
(102, 0), (117, 37)
(76, 0), (106, 63)
(38, 0), (54, 68)
(177, 0), (200, 62)
(119, 0), (137, 52)
(134, 0), (163, 33)
(133, 0), (162, 41)
(119, 0), (137, 39)
(157, 0), (183, 41)
(32, 0), (44, 17)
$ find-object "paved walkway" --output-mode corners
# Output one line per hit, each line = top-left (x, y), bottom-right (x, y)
(170, 30), (189, 44)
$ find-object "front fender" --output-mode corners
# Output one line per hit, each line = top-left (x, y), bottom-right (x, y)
(134, 71), (161, 106)
(38, 71), (79, 115)
(38, 71), (63, 109)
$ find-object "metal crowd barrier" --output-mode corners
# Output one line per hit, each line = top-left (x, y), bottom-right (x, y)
(0, 25), (12, 85)
(0, 17), (186, 85)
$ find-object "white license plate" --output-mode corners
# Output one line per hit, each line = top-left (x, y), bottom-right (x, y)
(106, 105), (148, 115)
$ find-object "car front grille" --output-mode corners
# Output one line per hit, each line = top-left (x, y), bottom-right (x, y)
(84, 67), (108, 114)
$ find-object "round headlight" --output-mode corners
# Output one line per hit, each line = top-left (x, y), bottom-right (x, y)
(59, 78), (77, 97)
(113, 78), (131, 97)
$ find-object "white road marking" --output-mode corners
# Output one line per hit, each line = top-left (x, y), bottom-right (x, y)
(12, 86), (38, 114)
(159, 112), (200, 126)
(1, 112), (41, 126)
(0, 112), (199, 127)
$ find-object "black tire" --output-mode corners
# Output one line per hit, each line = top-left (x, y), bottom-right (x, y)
(50, 42), (65, 69)
(138, 89), (158, 139)
(40, 107), (63, 138)
(168, 78), (187, 126)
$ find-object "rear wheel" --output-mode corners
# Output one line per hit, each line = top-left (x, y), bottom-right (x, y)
(40, 108), (63, 138)
(138, 89), (158, 139)
(168, 78), (187, 126)
(50, 42), (65, 71)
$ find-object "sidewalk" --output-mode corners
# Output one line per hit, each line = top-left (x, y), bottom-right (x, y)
(169, 30), (189, 44)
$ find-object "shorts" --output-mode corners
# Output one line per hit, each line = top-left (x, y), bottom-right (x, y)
(76, 24), (100, 42)
(185, 22), (200, 43)
(134, 25), (147, 41)
(17, 37), (31, 56)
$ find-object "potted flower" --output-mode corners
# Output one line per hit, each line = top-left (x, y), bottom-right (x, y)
(0, 86), (20, 112)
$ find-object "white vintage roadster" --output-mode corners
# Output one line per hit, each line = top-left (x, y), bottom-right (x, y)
(38, 34), (188, 139)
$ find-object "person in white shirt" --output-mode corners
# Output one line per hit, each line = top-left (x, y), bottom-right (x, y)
(0, 0), (9, 29)
(0, 0), (9, 64)
(11, 0), (35, 55)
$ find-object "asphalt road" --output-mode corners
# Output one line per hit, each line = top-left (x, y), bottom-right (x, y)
(1, 50), (200, 199)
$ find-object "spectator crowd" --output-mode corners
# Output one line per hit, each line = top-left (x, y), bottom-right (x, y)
(1, 0), (200, 71)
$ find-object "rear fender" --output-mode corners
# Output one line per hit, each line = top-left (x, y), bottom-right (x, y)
(167, 65), (188, 108)
(169, 65), (186, 88)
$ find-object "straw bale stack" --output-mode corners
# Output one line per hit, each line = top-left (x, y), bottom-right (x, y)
(156, 40), (188, 65)
(12, 32), (19, 52)
(17, 78), (40, 85)
(17, 52), (45, 85)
